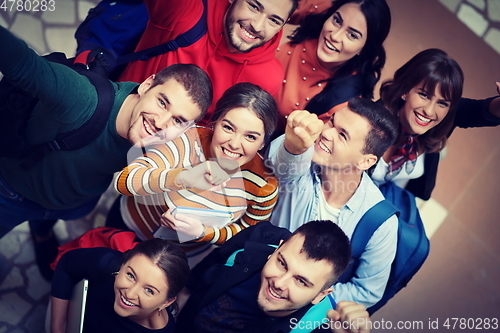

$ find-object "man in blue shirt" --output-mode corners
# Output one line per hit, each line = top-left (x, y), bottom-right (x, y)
(267, 97), (399, 307)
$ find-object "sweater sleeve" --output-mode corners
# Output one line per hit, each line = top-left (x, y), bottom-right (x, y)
(454, 97), (500, 129)
(114, 129), (202, 196)
(196, 173), (279, 245)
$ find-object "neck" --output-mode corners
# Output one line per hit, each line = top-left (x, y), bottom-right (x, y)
(319, 166), (363, 209)
(131, 308), (169, 330)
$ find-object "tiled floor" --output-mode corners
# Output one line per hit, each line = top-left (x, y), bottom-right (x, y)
(0, 0), (499, 332)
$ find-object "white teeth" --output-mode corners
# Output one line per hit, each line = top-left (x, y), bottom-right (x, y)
(415, 112), (432, 123)
(143, 119), (155, 135)
(242, 26), (258, 39)
(269, 286), (285, 299)
(223, 148), (241, 159)
(325, 39), (338, 52)
(121, 295), (136, 307)
(318, 141), (331, 154)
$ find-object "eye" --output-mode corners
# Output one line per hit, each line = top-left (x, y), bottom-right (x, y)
(348, 31), (359, 40)
(173, 117), (183, 126)
(296, 278), (307, 287)
(158, 99), (166, 108)
(339, 132), (347, 140)
(277, 258), (285, 268)
(248, 2), (258, 11)
(269, 17), (281, 26)
(438, 101), (450, 108)
(418, 91), (429, 99)
(126, 272), (135, 280)
(222, 124), (234, 132)
(246, 134), (257, 141)
(145, 288), (154, 295)
(332, 15), (341, 26)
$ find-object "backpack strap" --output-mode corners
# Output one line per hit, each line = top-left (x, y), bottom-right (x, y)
(115, 0), (208, 66)
(338, 200), (398, 282)
(20, 56), (115, 171)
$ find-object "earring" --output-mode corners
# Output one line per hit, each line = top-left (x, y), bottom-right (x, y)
(259, 145), (265, 150)
(111, 271), (119, 276)
(401, 95), (407, 101)
(158, 307), (163, 316)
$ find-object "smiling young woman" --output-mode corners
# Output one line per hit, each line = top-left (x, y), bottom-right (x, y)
(274, 0), (391, 135)
(370, 48), (464, 187)
(50, 239), (189, 333)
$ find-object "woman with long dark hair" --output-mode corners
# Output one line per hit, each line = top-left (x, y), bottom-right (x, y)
(275, 0), (391, 133)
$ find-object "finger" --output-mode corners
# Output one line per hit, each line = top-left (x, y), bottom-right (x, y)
(327, 309), (341, 322)
(496, 81), (500, 94)
(293, 126), (314, 147)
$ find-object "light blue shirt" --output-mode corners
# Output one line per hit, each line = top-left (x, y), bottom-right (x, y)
(267, 135), (398, 307)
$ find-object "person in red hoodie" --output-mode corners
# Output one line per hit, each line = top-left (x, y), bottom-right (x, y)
(119, 0), (300, 125)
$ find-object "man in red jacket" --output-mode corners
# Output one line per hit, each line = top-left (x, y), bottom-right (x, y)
(119, 0), (300, 125)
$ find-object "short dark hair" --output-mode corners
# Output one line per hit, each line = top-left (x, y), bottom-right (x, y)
(291, 0), (391, 113)
(347, 97), (398, 158)
(380, 48), (464, 153)
(288, 220), (351, 288)
(122, 239), (190, 301)
(150, 63), (213, 121)
(211, 82), (277, 143)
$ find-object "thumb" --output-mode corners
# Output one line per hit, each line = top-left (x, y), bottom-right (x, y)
(327, 309), (341, 322)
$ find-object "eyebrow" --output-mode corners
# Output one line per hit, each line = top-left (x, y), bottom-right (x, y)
(128, 266), (161, 293)
(223, 119), (263, 137)
(159, 92), (188, 123)
(252, 0), (286, 25)
(335, 11), (363, 38)
(278, 253), (314, 287)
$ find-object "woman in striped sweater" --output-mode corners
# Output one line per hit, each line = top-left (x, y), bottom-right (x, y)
(111, 83), (278, 266)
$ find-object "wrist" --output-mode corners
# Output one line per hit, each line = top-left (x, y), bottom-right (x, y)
(194, 225), (206, 241)
(175, 171), (188, 189)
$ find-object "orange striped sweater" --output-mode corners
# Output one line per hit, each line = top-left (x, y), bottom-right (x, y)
(114, 127), (278, 245)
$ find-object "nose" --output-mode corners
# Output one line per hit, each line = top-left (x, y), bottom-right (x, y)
(125, 284), (140, 300)
(329, 28), (342, 42)
(155, 112), (172, 130)
(228, 135), (242, 150)
(422, 100), (438, 117)
(251, 14), (266, 33)
(273, 273), (290, 291)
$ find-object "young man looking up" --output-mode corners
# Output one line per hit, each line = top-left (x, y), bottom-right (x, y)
(175, 220), (353, 333)
(267, 97), (399, 307)
(119, 0), (300, 123)
(0, 26), (212, 278)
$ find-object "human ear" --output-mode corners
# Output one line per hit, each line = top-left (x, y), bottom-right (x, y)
(311, 287), (333, 305)
(356, 154), (377, 171)
(162, 296), (177, 309)
(137, 74), (155, 96)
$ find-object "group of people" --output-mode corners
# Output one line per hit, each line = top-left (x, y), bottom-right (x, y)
(0, 0), (499, 332)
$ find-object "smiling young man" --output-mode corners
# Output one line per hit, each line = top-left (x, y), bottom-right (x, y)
(0, 25), (212, 279)
(267, 97), (399, 308)
(119, 0), (300, 124)
(175, 220), (352, 333)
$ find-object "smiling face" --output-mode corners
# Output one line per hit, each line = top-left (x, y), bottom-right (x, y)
(312, 106), (375, 171)
(113, 254), (175, 325)
(224, 0), (292, 53)
(317, 2), (367, 71)
(257, 234), (333, 317)
(210, 107), (265, 166)
(399, 84), (451, 135)
(125, 77), (201, 147)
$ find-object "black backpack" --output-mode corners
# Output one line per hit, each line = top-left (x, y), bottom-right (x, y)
(0, 51), (115, 171)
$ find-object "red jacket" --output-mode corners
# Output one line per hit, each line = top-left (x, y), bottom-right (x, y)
(119, 0), (284, 125)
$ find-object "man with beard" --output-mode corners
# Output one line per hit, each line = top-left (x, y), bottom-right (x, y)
(119, 0), (300, 125)
(175, 220), (369, 333)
